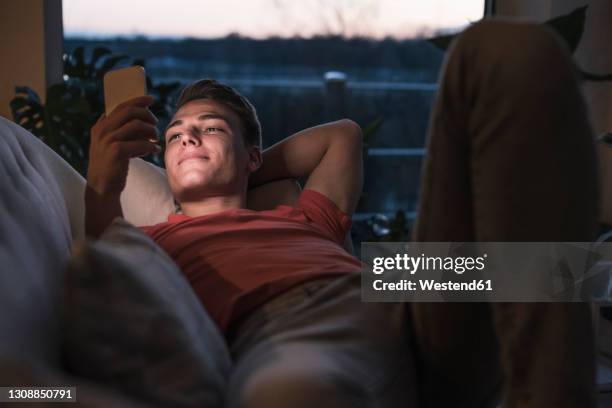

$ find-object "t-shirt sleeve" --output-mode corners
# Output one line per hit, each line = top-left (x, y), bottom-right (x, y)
(297, 189), (352, 245)
(138, 224), (161, 239)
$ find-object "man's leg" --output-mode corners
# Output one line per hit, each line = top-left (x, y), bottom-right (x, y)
(226, 275), (418, 408)
(412, 19), (598, 407)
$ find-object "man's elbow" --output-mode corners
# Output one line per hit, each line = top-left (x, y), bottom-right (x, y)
(338, 118), (362, 135)
(336, 119), (363, 145)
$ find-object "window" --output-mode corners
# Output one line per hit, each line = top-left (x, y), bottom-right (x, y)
(64, 0), (485, 238)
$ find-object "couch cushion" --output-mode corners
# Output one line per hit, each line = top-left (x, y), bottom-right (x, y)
(0, 116), (82, 366)
(62, 218), (231, 407)
(120, 158), (176, 226)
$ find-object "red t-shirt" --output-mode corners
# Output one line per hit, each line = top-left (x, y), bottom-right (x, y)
(140, 189), (362, 334)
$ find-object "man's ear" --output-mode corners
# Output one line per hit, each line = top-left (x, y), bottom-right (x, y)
(247, 146), (262, 173)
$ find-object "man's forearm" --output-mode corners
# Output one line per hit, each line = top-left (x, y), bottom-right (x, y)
(85, 185), (123, 238)
(249, 119), (361, 188)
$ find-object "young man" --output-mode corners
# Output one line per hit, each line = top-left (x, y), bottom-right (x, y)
(85, 80), (416, 407)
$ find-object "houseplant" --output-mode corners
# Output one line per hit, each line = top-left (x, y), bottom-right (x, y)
(10, 47), (180, 175)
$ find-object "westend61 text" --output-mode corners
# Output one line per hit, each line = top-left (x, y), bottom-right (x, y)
(373, 279), (493, 292)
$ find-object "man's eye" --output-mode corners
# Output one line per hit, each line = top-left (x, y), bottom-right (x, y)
(168, 133), (180, 142)
(203, 127), (222, 133)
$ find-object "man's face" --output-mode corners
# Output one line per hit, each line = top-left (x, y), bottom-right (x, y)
(164, 99), (259, 203)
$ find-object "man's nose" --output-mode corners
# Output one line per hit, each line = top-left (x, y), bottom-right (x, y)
(182, 127), (201, 146)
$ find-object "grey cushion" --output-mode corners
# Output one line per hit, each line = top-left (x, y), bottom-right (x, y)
(120, 158), (176, 227)
(62, 218), (231, 407)
(0, 116), (80, 366)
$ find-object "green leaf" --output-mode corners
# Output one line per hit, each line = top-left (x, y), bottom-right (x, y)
(390, 210), (408, 240)
(11, 45), (180, 175)
(90, 47), (112, 68)
(599, 133), (612, 145)
(11, 102), (44, 136)
(579, 68), (612, 82)
(95, 55), (128, 79)
(46, 83), (68, 101)
(153, 81), (181, 97)
(9, 97), (29, 111)
(132, 58), (146, 68)
(362, 116), (383, 144)
(14, 86), (42, 105)
(545, 5), (587, 53)
(72, 47), (87, 77)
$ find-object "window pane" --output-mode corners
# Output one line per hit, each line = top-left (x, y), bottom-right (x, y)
(64, 1), (484, 39)
(63, 0), (484, 237)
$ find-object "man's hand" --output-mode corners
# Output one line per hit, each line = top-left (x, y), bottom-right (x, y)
(85, 95), (160, 237)
(87, 95), (160, 195)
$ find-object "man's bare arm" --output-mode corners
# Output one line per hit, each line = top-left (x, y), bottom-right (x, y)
(85, 96), (160, 237)
(249, 119), (363, 215)
(85, 187), (123, 239)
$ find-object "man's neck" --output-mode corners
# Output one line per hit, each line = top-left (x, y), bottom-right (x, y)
(179, 193), (247, 218)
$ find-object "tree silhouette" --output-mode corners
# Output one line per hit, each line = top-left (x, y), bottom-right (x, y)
(270, 0), (379, 38)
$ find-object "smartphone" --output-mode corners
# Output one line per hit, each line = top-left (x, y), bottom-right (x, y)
(103, 66), (147, 115)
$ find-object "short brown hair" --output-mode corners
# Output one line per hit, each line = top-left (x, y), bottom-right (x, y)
(175, 79), (262, 149)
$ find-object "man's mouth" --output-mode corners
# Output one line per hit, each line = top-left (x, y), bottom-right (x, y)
(179, 155), (209, 165)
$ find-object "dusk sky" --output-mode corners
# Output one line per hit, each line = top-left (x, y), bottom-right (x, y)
(63, 0), (485, 39)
